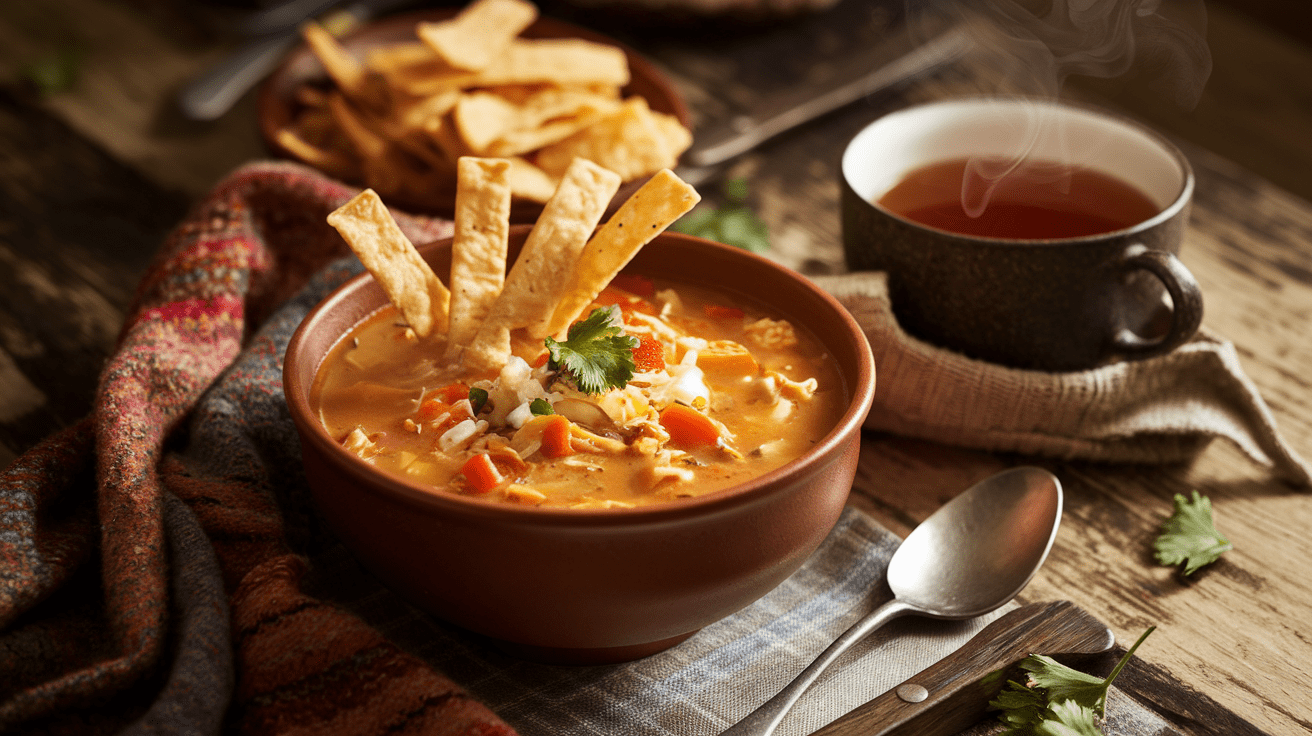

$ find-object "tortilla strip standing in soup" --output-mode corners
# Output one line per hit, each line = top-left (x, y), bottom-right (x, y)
(311, 278), (846, 508)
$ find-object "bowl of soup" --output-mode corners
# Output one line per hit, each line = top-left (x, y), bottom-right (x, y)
(283, 227), (875, 664)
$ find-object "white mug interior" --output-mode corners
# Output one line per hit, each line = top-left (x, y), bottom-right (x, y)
(842, 98), (1189, 227)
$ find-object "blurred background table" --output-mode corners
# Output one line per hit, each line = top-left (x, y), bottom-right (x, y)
(2, 1), (1310, 734)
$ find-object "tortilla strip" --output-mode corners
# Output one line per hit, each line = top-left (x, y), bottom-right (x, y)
(446, 157), (512, 362)
(536, 97), (691, 181)
(275, 127), (360, 180)
(302, 21), (365, 95)
(543, 169), (700, 338)
(463, 157), (621, 371)
(327, 189), (450, 337)
(392, 89), (462, 135)
(471, 38), (630, 88)
(301, 21), (392, 114)
(455, 89), (617, 157)
(365, 41), (439, 75)
(417, 0), (538, 72)
(504, 156), (560, 203)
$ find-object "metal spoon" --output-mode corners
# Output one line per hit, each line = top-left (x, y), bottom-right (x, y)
(719, 466), (1063, 736)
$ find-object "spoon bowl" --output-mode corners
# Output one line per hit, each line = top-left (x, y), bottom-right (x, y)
(889, 465), (1063, 618)
(720, 466), (1062, 736)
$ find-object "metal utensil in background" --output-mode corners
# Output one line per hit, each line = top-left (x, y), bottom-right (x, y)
(177, 0), (416, 121)
(680, 23), (971, 177)
(235, 0), (346, 37)
(809, 600), (1115, 736)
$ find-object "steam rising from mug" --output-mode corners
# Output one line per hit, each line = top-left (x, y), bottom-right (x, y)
(917, 0), (1211, 103)
(906, 0), (1211, 218)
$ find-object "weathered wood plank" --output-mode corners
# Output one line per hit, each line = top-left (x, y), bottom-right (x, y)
(0, 89), (187, 458)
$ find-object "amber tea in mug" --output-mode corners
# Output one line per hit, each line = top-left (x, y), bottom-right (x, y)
(877, 157), (1161, 239)
(840, 98), (1203, 371)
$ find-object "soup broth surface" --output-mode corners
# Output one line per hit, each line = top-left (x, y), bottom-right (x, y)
(312, 277), (846, 508)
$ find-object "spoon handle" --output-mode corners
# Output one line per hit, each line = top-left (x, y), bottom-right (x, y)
(718, 598), (918, 736)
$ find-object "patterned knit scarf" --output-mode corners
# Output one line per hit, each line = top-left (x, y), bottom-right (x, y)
(0, 161), (516, 736)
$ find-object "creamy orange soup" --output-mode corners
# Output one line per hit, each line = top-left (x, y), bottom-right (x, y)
(311, 275), (845, 508)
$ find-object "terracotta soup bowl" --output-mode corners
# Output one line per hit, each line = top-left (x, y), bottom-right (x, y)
(283, 228), (876, 664)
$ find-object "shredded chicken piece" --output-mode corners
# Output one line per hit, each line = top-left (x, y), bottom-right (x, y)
(644, 449), (696, 486)
(502, 484), (547, 505)
(568, 424), (628, 454)
(649, 464), (696, 484)
(342, 427), (383, 459)
(750, 439), (788, 458)
(768, 397), (795, 422)
(570, 498), (635, 509)
(486, 443), (528, 474)
(744, 318), (798, 349)
(765, 370), (818, 402)
(624, 310), (684, 343)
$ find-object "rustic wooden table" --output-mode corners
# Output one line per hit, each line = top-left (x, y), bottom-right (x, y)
(2, 1), (1310, 735)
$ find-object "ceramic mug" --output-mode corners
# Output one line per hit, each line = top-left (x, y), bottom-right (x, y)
(840, 97), (1203, 372)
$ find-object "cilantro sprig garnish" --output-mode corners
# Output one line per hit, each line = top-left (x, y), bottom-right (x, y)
(992, 626), (1156, 735)
(1154, 490), (1232, 575)
(544, 305), (639, 395)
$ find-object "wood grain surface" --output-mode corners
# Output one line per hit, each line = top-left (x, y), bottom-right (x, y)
(2, 1), (1311, 734)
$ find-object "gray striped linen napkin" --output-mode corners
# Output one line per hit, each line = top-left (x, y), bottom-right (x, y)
(306, 507), (1174, 735)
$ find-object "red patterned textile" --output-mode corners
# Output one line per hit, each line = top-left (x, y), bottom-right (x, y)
(0, 161), (516, 736)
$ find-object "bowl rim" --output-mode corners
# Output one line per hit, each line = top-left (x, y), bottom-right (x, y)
(284, 229), (875, 527)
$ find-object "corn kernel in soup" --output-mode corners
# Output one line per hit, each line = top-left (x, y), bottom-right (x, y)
(311, 277), (845, 508)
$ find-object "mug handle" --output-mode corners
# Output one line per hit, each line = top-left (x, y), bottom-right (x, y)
(1111, 244), (1204, 358)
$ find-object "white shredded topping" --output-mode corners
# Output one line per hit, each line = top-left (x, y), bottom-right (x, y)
(439, 419), (488, 452)
(507, 401), (536, 429)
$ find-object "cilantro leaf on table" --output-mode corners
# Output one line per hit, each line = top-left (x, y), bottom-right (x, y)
(1035, 699), (1103, 736)
(992, 627), (1156, 735)
(1154, 490), (1232, 575)
(671, 178), (770, 253)
(544, 306), (639, 395)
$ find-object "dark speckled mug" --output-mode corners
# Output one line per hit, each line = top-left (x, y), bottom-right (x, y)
(841, 98), (1203, 372)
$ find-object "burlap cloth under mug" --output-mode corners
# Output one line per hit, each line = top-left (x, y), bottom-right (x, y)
(814, 272), (1312, 488)
(1, 161), (1304, 736)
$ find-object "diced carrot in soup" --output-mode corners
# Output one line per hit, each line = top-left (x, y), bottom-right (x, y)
(704, 304), (745, 320)
(460, 453), (503, 494)
(430, 383), (469, 403)
(539, 414), (574, 458)
(660, 403), (721, 449)
(696, 340), (758, 379)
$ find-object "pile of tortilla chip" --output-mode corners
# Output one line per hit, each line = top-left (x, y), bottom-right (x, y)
(326, 156), (701, 376)
(278, 0), (693, 208)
